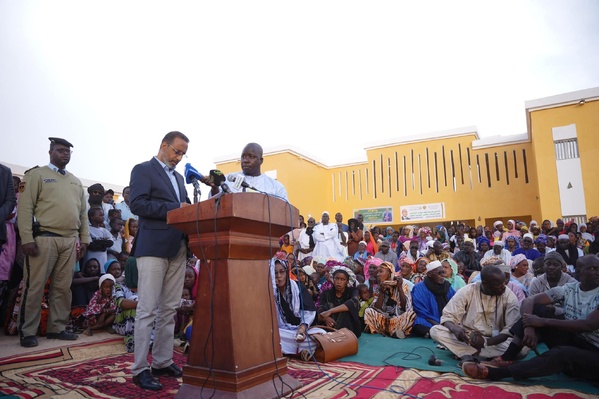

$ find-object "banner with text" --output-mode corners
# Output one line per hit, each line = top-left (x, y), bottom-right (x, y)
(399, 203), (445, 222)
(353, 207), (394, 224)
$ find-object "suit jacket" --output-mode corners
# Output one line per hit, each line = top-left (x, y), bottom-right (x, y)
(129, 158), (189, 258)
(0, 164), (16, 245)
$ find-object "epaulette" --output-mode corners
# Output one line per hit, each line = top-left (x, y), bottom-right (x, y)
(24, 166), (40, 174)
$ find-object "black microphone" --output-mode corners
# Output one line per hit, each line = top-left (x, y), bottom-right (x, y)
(210, 170), (231, 194)
(226, 174), (258, 191)
(184, 163), (204, 190)
(428, 355), (442, 366)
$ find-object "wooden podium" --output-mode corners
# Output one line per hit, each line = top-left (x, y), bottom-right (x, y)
(167, 192), (301, 398)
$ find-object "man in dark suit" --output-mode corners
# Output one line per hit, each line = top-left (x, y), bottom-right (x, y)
(129, 131), (190, 391)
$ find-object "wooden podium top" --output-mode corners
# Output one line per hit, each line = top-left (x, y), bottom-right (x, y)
(167, 192), (299, 260)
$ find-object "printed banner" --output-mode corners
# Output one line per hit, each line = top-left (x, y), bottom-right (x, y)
(399, 203), (445, 222)
(353, 207), (394, 224)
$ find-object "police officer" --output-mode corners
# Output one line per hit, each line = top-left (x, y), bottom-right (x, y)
(17, 137), (90, 347)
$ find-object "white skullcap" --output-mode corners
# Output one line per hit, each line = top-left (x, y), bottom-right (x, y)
(99, 273), (116, 289)
(523, 233), (534, 240)
(493, 241), (505, 247)
(558, 234), (569, 241)
(359, 240), (367, 246)
(493, 221), (503, 228)
(426, 240), (435, 248)
(426, 260), (443, 273)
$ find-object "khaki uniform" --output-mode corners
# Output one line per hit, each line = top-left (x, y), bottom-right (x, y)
(17, 166), (90, 337)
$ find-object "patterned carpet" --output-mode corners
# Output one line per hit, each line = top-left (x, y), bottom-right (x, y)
(0, 338), (595, 398)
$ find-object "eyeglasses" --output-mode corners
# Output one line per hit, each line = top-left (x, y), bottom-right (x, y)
(168, 144), (187, 158)
(54, 148), (73, 154)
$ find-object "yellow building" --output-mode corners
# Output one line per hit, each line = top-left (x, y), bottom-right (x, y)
(214, 87), (599, 230)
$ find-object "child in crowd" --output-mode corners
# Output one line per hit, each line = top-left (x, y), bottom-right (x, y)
(175, 266), (197, 337)
(176, 287), (194, 339)
(72, 258), (102, 307)
(107, 217), (125, 261)
(357, 283), (373, 331)
(105, 259), (125, 284)
(280, 234), (294, 255)
(296, 267), (319, 303)
(84, 207), (114, 273)
(124, 218), (138, 253)
(81, 274), (117, 336)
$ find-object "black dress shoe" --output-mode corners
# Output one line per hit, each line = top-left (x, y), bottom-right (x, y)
(20, 336), (38, 347)
(133, 369), (162, 391)
(151, 363), (183, 377)
(46, 331), (78, 340)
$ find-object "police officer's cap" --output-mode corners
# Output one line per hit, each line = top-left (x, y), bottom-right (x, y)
(48, 137), (74, 148)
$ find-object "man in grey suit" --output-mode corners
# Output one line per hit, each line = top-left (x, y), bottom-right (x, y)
(129, 131), (190, 391)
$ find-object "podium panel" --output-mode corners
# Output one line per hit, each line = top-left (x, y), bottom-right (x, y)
(167, 193), (301, 398)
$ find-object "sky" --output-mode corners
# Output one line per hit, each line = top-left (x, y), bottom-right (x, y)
(1, 0), (598, 189)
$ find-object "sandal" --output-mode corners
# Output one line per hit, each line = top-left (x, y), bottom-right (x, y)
(299, 350), (313, 362)
(462, 362), (489, 379)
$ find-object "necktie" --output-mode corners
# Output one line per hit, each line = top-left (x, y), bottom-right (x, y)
(58, 169), (66, 175)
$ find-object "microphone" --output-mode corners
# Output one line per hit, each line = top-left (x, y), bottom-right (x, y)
(428, 355), (442, 366)
(227, 174), (258, 191)
(210, 170), (231, 194)
(184, 163), (204, 190)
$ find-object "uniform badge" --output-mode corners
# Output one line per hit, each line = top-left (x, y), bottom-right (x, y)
(18, 182), (26, 193)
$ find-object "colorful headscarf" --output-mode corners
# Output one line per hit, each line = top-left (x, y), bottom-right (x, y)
(330, 265), (357, 287)
(477, 236), (491, 247)
(342, 256), (356, 272)
(379, 261), (395, 279)
(534, 234), (547, 246)
(505, 235), (520, 250)
(364, 257), (383, 280)
(510, 253), (528, 268)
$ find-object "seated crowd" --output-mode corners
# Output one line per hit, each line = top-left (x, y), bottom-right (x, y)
(2, 185), (599, 387)
(275, 213), (599, 385)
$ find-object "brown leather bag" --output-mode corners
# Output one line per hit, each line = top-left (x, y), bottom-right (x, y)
(308, 326), (358, 363)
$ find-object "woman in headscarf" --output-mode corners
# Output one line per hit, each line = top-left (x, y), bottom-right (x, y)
(441, 258), (466, 292)
(477, 236), (491, 259)
(364, 257), (383, 292)
(511, 253), (534, 289)
(399, 225), (414, 245)
(501, 220), (519, 242)
(364, 261), (416, 338)
(416, 227), (432, 253)
(435, 225), (448, 244)
(398, 256), (417, 282)
(318, 265), (362, 338)
(411, 257), (428, 285)
(505, 235), (520, 254)
(271, 257), (325, 359)
(534, 234), (549, 256)
(411, 260), (456, 338)
(363, 230), (378, 255)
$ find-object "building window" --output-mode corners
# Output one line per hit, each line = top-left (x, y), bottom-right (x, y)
(554, 139), (580, 160)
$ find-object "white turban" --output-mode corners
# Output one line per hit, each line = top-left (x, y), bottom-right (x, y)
(426, 260), (443, 273)
(493, 221), (503, 228)
(493, 241), (505, 248)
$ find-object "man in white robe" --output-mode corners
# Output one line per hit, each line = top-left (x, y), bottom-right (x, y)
(312, 212), (343, 261)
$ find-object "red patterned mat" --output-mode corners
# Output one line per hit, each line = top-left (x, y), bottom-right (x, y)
(0, 338), (593, 398)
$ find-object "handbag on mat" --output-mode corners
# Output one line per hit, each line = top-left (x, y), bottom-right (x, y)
(308, 325), (358, 363)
